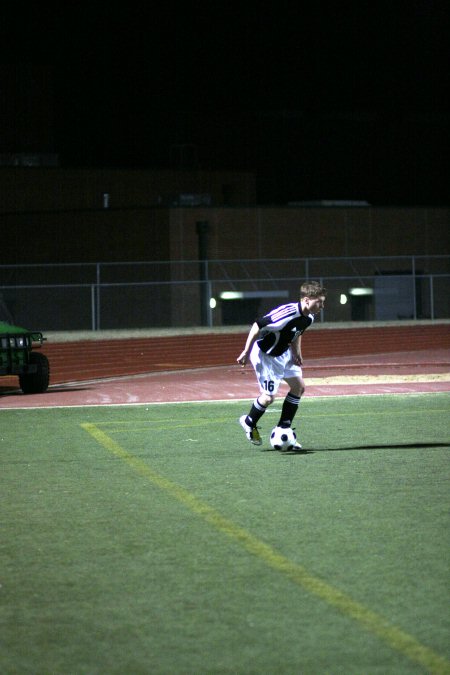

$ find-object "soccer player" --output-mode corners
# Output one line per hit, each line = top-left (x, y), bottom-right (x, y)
(236, 280), (327, 449)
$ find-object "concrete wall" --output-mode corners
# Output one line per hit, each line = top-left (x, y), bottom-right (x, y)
(1, 168), (448, 265)
(3, 203), (448, 265)
(169, 206), (450, 259)
(1, 208), (171, 264)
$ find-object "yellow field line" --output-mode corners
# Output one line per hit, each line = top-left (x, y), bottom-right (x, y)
(81, 422), (450, 674)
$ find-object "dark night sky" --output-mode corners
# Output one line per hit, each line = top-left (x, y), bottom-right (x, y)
(3, 2), (450, 205)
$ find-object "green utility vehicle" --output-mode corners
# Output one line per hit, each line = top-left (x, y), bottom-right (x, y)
(0, 321), (50, 394)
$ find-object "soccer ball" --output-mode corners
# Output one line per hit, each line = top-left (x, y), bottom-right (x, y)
(270, 426), (297, 451)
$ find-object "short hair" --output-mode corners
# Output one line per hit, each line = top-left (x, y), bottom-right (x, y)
(299, 280), (327, 299)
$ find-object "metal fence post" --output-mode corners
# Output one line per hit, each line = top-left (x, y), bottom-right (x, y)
(430, 275), (434, 320)
(412, 256), (417, 320)
(91, 285), (96, 331)
(196, 221), (211, 327)
(96, 263), (101, 330)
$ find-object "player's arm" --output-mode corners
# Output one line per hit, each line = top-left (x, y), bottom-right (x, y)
(236, 322), (261, 366)
(290, 334), (303, 366)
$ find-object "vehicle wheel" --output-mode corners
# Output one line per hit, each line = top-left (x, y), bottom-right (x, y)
(19, 352), (50, 394)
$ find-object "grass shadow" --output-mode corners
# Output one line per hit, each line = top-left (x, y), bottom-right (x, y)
(312, 442), (450, 452)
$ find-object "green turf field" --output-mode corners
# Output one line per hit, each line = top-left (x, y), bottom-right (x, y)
(2, 393), (449, 674)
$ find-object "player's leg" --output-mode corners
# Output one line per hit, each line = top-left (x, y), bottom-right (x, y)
(277, 363), (306, 451)
(239, 347), (282, 445)
(277, 375), (305, 428)
(239, 399), (267, 445)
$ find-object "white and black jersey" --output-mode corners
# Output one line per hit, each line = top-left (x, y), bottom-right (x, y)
(255, 302), (313, 356)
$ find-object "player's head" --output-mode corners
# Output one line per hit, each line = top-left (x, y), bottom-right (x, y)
(299, 280), (327, 299)
(299, 280), (327, 314)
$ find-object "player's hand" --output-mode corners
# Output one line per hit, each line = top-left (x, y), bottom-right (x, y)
(237, 351), (248, 366)
(291, 352), (303, 366)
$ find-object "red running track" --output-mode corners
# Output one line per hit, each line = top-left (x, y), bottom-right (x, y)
(1, 348), (449, 409)
(3, 322), (450, 386)
(1, 323), (449, 408)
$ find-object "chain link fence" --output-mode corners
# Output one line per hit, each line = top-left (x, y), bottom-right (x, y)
(1, 256), (449, 330)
